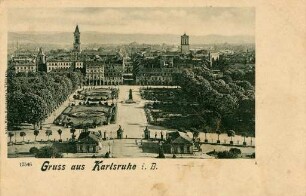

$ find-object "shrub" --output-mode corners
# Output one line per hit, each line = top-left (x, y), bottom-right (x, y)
(29, 147), (39, 154)
(229, 148), (242, 155)
(35, 146), (62, 158)
(250, 152), (255, 158)
(217, 151), (238, 159)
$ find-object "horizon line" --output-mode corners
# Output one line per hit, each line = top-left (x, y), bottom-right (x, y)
(8, 31), (255, 37)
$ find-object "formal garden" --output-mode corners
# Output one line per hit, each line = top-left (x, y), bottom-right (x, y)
(74, 87), (119, 102)
(54, 102), (117, 129)
(141, 87), (205, 130)
(53, 87), (119, 129)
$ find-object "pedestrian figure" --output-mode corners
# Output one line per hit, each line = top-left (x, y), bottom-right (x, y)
(155, 132), (157, 139)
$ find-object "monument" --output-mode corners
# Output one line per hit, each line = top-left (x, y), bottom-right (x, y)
(125, 89), (136, 103)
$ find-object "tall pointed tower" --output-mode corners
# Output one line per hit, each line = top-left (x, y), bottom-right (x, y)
(181, 33), (190, 54)
(73, 25), (81, 52)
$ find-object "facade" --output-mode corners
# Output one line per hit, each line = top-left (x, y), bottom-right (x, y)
(181, 33), (190, 54)
(123, 57), (134, 84)
(75, 61), (84, 69)
(104, 64), (123, 85)
(13, 58), (36, 73)
(209, 52), (220, 67)
(136, 67), (179, 85)
(46, 61), (73, 72)
(46, 61), (83, 72)
(85, 61), (105, 85)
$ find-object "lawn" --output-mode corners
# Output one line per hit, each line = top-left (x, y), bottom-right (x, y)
(54, 103), (116, 128)
(142, 88), (203, 130)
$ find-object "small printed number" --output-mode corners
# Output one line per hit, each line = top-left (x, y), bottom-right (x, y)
(20, 162), (32, 167)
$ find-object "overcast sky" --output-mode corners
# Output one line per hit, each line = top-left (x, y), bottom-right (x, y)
(8, 7), (255, 36)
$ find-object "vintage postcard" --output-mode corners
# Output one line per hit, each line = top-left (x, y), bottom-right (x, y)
(0, 0), (305, 196)
(6, 6), (256, 159)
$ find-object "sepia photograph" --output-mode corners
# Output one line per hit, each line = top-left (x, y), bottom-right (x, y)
(6, 7), (256, 159)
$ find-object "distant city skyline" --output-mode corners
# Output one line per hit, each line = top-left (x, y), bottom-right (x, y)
(8, 7), (255, 36)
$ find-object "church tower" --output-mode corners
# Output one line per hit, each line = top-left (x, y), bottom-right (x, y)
(181, 33), (190, 54)
(36, 47), (47, 72)
(73, 25), (81, 52)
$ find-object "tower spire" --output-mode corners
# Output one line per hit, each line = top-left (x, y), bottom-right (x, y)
(74, 24), (80, 34)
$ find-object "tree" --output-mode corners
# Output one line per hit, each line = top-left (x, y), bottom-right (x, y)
(22, 93), (48, 129)
(8, 132), (14, 143)
(7, 91), (25, 128)
(7, 71), (86, 131)
(20, 132), (26, 142)
(217, 150), (238, 159)
(229, 148), (241, 155)
(45, 129), (52, 141)
(29, 147), (39, 154)
(216, 130), (221, 143)
(34, 129), (39, 141)
(227, 130), (235, 145)
(57, 129), (63, 140)
(70, 127), (76, 139)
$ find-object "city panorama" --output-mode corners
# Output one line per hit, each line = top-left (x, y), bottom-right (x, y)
(7, 7), (255, 159)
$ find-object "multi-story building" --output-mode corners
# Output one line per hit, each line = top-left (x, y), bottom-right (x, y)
(75, 61), (84, 69)
(46, 60), (73, 72)
(10, 27), (204, 87)
(85, 61), (104, 86)
(46, 60), (84, 72)
(104, 64), (123, 85)
(122, 57), (134, 84)
(12, 58), (37, 74)
(135, 67), (180, 85)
